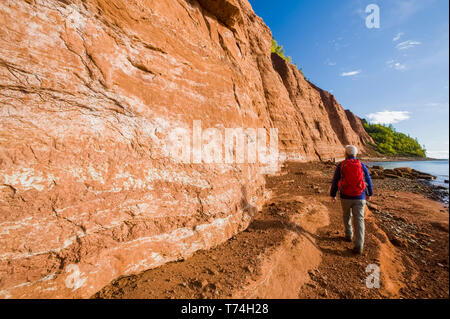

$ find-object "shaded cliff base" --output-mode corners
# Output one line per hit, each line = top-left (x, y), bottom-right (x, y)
(93, 162), (449, 299)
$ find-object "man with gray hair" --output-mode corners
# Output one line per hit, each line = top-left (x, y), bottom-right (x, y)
(330, 145), (373, 254)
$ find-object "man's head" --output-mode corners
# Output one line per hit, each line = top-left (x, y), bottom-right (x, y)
(345, 145), (358, 158)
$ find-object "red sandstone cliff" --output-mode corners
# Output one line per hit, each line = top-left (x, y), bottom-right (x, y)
(0, 0), (374, 298)
(344, 110), (375, 145)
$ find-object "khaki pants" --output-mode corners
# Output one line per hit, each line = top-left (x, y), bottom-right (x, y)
(340, 199), (366, 250)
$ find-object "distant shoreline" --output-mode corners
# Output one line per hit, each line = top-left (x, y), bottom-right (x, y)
(359, 158), (449, 206)
(361, 156), (448, 162)
(318, 156), (448, 205)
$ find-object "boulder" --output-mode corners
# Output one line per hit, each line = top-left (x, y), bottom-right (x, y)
(418, 175), (435, 181)
(394, 167), (413, 173)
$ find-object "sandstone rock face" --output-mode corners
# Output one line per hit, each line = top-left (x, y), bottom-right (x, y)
(0, 0), (373, 298)
(344, 110), (374, 145)
(270, 53), (375, 160)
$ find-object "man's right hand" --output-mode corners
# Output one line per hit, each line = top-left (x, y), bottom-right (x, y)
(366, 196), (372, 201)
(331, 197), (337, 202)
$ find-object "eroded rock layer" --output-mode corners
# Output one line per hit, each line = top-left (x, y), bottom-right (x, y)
(0, 0), (372, 298)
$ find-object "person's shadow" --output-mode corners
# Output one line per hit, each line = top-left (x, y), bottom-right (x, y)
(241, 185), (356, 258)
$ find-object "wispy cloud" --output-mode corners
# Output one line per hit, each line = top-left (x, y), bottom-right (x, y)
(367, 111), (410, 124)
(393, 32), (404, 42)
(340, 70), (361, 77)
(394, 62), (406, 70)
(325, 59), (337, 66)
(329, 38), (348, 51)
(396, 40), (421, 50)
(386, 59), (407, 70)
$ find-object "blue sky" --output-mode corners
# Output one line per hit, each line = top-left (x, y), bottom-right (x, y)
(249, 0), (449, 158)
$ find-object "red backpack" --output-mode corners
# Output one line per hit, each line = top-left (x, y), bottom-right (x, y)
(338, 159), (366, 197)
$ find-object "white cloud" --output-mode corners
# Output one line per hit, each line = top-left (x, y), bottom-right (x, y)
(394, 62), (406, 70)
(387, 60), (407, 70)
(329, 38), (348, 51)
(340, 70), (361, 77)
(366, 111), (410, 124)
(396, 40), (421, 50)
(393, 32), (404, 41)
(325, 58), (336, 66)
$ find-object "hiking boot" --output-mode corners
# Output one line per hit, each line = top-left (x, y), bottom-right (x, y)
(352, 246), (363, 255)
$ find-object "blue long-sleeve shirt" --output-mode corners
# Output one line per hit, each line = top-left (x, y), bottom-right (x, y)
(330, 157), (373, 200)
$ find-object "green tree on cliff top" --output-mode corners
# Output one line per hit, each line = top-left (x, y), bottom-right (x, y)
(362, 120), (427, 157)
(271, 38), (292, 63)
(271, 38), (308, 78)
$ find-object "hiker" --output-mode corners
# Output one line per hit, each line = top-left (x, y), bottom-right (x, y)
(330, 145), (373, 254)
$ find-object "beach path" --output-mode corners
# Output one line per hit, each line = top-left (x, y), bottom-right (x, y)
(93, 162), (449, 299)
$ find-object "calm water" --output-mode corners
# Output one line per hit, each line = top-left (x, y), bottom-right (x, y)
(368, 159), (449, 189)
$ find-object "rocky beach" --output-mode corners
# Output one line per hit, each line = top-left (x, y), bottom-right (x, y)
(368, 164), (449, 205)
